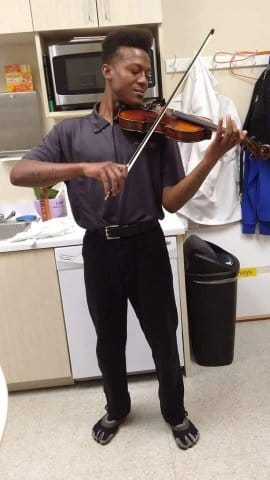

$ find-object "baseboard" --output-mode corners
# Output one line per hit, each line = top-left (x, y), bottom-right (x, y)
(7, 376), (74, 392)
(236, 314), (270, 322)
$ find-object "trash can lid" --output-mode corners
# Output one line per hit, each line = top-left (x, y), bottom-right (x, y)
(184, 235), (240, 275)
(184, 234), (218, 270)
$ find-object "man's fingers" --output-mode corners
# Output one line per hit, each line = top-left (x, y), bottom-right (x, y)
(101, 163), (128, 196)
(99, 169), (111, 195)
(108, 165), (121, 195)
(215, 118), (224, 139)
(216, 116), (245, 148)
(110, 164), (128, 195)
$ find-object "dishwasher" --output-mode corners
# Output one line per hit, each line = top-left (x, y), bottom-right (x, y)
(54, 236), (184, 380)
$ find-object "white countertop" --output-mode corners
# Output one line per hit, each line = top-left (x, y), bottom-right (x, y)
(0, 212), (186, 253)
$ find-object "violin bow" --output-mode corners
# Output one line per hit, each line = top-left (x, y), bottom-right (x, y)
(105, 28), (215, 200)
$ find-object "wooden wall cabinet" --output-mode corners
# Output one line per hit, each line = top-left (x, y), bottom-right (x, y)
(97, 0), (162, 27)
(0, 0), (33, 34)
(30, 0), (98, 31)
(30, 0), (162, 31)
(0, 248), (73, 391)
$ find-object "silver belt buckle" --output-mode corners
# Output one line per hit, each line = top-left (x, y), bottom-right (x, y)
(105, 225), (120, 240)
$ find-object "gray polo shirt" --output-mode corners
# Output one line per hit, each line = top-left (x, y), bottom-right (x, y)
(25, 105), (185, 230)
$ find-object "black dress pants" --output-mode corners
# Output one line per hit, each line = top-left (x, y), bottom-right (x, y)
(82, 223), (185, 425)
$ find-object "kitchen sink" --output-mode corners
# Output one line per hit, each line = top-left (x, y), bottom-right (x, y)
(0, 222), (30, 241)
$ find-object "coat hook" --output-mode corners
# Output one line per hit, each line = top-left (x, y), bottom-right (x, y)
(211, 56), (217, 69)
(251, 52), (257, 67)
(172, 54), (177, 72)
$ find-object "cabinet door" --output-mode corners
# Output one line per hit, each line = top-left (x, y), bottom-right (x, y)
(0, 249), (72, 390)
(97, 0), (162, 27)
(30, 0), (98, 31)
(0, 0), (33, 33)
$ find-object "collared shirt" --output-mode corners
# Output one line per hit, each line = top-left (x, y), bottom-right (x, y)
(25, 105), (185, 230)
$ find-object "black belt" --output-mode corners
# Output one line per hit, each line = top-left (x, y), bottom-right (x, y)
(96, 221), (158, 240)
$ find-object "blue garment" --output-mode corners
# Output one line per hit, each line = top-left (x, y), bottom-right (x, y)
(241, 151), (270, 234)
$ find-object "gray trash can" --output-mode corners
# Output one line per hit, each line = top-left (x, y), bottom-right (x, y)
(184, 235), (240, 366)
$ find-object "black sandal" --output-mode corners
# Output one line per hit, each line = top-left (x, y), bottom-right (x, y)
(92, 414), (123, 445)
(172, 416), (199, 450)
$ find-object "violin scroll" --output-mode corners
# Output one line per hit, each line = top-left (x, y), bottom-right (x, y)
(243, 137), (270, 160)
(258, 144), (270, 160)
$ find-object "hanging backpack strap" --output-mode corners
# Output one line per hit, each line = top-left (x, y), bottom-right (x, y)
(239, 146), (244, 199)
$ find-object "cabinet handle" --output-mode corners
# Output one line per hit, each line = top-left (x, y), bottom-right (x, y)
(87, 0), (93, 23)
(103, 0), (110, 22)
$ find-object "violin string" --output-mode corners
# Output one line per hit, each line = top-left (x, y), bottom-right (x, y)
(171, 110), (260, 153)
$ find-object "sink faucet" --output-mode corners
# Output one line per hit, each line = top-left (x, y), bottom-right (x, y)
(0, 210), (16, 223)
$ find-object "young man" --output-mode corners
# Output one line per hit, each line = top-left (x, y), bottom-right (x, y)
(10, 28), (246, 449)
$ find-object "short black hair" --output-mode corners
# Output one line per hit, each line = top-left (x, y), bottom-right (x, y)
(102, 27), (153, 64)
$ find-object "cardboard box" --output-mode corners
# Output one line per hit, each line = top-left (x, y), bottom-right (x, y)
(4, 64), (34, 92)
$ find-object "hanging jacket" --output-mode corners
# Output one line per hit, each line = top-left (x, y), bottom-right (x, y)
(241, 68), (270, 234)
(243, 68), (270, 144)
(242, 151), (270, 234)
(170, 58), (241, 225)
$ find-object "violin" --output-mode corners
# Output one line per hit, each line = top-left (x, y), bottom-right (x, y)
(118, 105), (270, 160)
(119, 105), (212, 142)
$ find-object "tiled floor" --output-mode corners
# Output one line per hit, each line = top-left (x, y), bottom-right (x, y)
(1, 320), (270, 480)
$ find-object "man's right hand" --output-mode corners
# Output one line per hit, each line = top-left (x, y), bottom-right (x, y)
(83, 161), (128, 197)
(10, 158), (128, 196)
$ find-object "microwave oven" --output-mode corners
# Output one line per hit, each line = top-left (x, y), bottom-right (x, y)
(48, 39), (160, 111)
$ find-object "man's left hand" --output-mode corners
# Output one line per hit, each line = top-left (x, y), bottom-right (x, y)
(206, 115), (247, 160)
